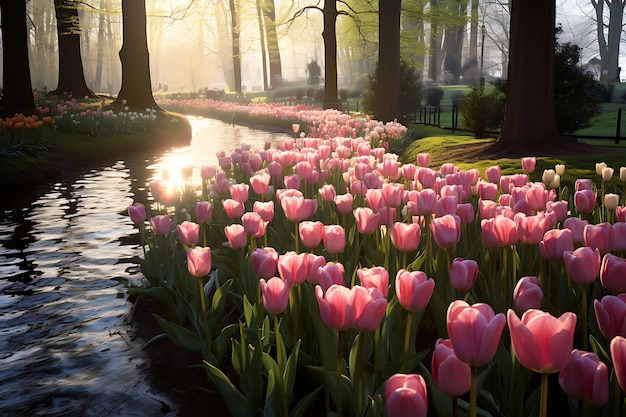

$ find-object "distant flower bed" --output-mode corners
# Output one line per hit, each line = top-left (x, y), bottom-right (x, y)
(126, 105), (626, 417)
(158, 98), (408, 151)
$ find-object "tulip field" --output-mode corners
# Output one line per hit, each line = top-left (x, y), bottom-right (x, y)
(127, 101), (626, 417)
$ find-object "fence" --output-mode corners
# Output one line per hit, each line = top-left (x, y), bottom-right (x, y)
(414, 104), (626, 144)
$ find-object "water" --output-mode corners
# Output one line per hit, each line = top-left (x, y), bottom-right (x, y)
(0, 116), (290, 416)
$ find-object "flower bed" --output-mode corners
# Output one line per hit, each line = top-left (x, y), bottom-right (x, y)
(127, 106), (626, 417)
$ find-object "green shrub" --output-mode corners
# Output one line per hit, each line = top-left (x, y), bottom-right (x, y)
(424, 86), (444, 106)
(360, 60), (422, 121)
(459, 83), (505, 138)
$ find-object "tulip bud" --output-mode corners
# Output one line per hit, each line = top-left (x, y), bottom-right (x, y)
(542, 169), (555, 185)
(621, 167), (626, 182)
(596, 162), (607, 176)
(602, 167), (614, 182)
(605, 193), (620, 210)
(555, 164), (565, 176)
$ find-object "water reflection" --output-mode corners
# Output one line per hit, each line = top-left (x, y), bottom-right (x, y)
(0, 116), (289, 415)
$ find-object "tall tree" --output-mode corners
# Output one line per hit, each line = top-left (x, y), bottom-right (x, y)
(322, 0), (340, 109)
(263, 0), (283, 88)
(228, 0), (242, 93)
(493, 0), (566, 153)
(0, 0), (36, 117)
(51, 0), (96, 98)
(112, 0), (160, 110)
(591, 0), (625, 84)
(375, 0), (401, 121)
(256, 0), (269, 90)
(441, 0), (468, 84)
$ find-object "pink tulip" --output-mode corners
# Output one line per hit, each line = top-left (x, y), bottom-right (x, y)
(334, 193), (354, 214)
(298, 221), (323, 249)
(513, 276), (543, 313)
(478, 181), (498, 201)
(366, 188), (385, 212)
(382, 183), (405, 207)
(319, 184), (337, 202)
(583, 223), (613, 254)
(353, 207), (381, 235)
(177, 221), (200, 246)
(447, 300), (505, 367)
(430, 214), (461, 248)
(456, 203), (475, 225)
(230, 183), (249, 203)
(251, 247), (278, 279)
(280, 195), (306, 222)
(284, 174), (301, 190)
(558, 350), (608, 407)
(253, 201), (274, 223)
(449, 257), (478, 292)
(514, 213), (549, 245)
(295, 161), (314, 182)
(546, 200), (568, 223)
(525, 184), (548, 212)
(485, 165), (501, 184)
(617, 206), (626, 222)
(507, 308), (577, 374)
(322, 225), (346, 254)
(521, 157), (536, 174)
(317, 262), (345, 291)
(416, 152), (431, 167)
(352, 285), (388, 332)
(224, 224), (247, 249)
(539, 228), (574, 262)
(277, 251), (307, 286)
(563, 246), (601, 285)
(416, 167), (438, 189)
(187, 246), (212, 277)
(415, 189), (437, 216)
(390, 222), (421, 252)
(260, 277), (291, 315)
(150, 215), (171, 236)
(574, 189), (597, 214)
(611, 336), (626, 394)
(200, 165), (217, 180)
(481, 215), (518, 248)
(431, 338), (471, 398)
(385, 373), (428, 417)
(600, 253), (626, 293)
(395, 269), (435, 312)
(357, 266), (389, 297)
(195, 201), (213, 224)
(478, 199), (498, 220)
(301, 252), (327, 284)
(575, 178), (593, 191)
(128, 203), (146, 225)
(436, 195), (458, 216)
(563, 217), (588, 243)
(594, 294), (626, 340)
(241, 212), (266, 238)
(249, 172), (271, 196)
(612, 222), (626, 252)
(315, 284), (355, 331)
(222, 199), (245, 219)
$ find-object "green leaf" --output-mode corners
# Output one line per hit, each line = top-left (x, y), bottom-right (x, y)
(208, 278), (233, 328)
(283, 339), (301, 403)
(203, 361), (256, 417)
(289, 385), (324, 417)
(151, 313), (202, 354)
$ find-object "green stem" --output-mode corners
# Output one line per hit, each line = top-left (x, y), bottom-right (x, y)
(374, 326), (380, 389)
(582, 285), (588, 351)
(452, 397), (458, 417)
(274, 314), (284, 372)
(197, 275), (212, 363)
(294, 221), (299, 253)
(337, 331), (343, 417)
(615, 372), (621, 417)
(403, 311), (413, 372)
(355, 332), (367, 416)
(470, 365), (477, 417)
(540, 373), (549, 417)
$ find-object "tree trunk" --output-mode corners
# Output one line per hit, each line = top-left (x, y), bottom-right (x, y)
(606, 0), (625, 82)
(263, 0), (282, 88)
(113, 0), (160, 110)
(428, 0), (440, 82)
(322, 0), (339, 109)
(94, 0), (107, 92)
(229, 0), (242, 93)
(468, 0), (479, 63)
(493, 0), (567, 154)
(51, 0), (96, 98)
(215, 1), (235, 91)
(375, 0), (401, 121)
(257, 0), (269, 91)
(0, 0), (36, 117)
